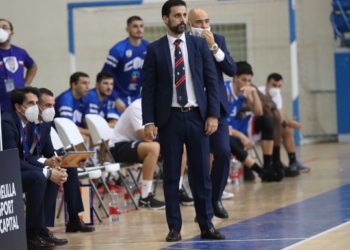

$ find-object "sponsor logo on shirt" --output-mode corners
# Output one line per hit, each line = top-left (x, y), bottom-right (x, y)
(130, 71), (140, 82)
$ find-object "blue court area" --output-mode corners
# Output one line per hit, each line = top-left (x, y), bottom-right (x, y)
(162, 183), (350, 250)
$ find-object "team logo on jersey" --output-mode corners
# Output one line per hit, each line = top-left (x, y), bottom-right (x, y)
(4, 57), (18, 73)
(123, 57), (144, 72)
(125, 49), (132, 58)
(72, 110), (83, 123)
(130, 71), (140, 82)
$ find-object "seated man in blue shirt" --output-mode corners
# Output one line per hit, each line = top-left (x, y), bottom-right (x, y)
(55, 72), (90, 141)
(85, 71), (119, 128)
(226, 62), (284, 182)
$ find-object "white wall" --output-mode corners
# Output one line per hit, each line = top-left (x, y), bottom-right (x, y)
(3, 0), (336, 136)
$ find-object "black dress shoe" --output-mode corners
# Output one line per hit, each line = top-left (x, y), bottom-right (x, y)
(201, 227), (225, 240)
(41, 227), (68, 246)
(66, 219), (95, 233)
(27, 236), (55, 250)
(212, 200), (229, 219)
(166, 229), (181, 242)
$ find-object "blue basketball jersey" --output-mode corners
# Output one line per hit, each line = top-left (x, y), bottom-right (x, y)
(85, 89), (119, 120)
(102, 38), (149, 99)
(55, 89), (88, 128)
(225, 81), (252, 135)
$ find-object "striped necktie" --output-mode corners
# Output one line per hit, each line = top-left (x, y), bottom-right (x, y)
(174, 39), (188, 107)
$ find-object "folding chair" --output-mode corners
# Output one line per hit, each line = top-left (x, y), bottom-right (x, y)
(50, 127), (104, 222)
(85, 114), (141, 209)
(54, 118), (113, 217)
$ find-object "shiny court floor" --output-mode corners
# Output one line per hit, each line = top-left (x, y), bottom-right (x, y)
(51, 142), (350, 250)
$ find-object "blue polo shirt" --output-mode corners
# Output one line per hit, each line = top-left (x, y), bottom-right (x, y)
(0, 45), (34, 111)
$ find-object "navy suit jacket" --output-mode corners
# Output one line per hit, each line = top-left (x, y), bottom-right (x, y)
(33, 121), (55, 158)
(212, 33), (236, 114)
(1, 111), (46, 171)
(142, 33), (220, 127)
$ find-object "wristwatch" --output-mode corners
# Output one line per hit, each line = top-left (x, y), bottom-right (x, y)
(209, 43), (218, 51)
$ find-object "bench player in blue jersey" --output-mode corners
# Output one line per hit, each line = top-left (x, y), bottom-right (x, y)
(102, 16), (149, 116)
(0, 19), (38, 111)
(226, 62), (283, 181)
(55, 72), (90, 141)
(86, 71), (119, 128)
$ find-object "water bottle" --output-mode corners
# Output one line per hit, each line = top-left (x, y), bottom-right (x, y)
(123, 175), (135, 207)
(229, 156), (240, 185)
(109, 190), (119, 223)
(238, 161), (244, 184)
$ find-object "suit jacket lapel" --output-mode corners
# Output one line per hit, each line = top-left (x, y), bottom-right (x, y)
(161, 36), (173, 81)
(185, 33), (195, 78)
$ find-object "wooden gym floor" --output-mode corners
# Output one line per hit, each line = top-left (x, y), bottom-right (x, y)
(49, 142), (350, 250)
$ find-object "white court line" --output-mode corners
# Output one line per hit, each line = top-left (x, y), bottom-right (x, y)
(281, 220), (350, 250)
(59, 238), (306, 248)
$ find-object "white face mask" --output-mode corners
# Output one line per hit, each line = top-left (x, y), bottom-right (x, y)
(0, 28), (9, 43)
(21, 105), (39, 122)
(190, 26), (211, 37)
(268, 87), (280, 98)
(39, 107), (55, 122)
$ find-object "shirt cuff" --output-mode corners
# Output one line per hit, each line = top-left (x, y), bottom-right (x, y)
(38, 157), (47, 164)
(144, 123), (154, 126)
(42, 166), (49, 177)
(213, 49), (225, 62)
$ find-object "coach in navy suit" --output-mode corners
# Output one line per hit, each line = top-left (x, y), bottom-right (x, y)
(37, 88), (94, 234)
(188, 8), (236, 219)
(1, 87), (67, 249)
(142, 1), (224, 242)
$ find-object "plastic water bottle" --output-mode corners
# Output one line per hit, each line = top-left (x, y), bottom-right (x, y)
(109, 190), (119, 223)
(123, 175), (135, 207)
(238, 161), (244, 183)
(230, 156), (240, 185)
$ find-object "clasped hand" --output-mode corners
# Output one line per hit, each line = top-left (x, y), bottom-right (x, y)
(50, 168), (68, 185)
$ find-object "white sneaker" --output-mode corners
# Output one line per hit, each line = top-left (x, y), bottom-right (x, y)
(221, 191), (234, 200)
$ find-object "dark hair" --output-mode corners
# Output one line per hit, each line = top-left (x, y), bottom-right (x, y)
(39, 88), (54, 97)
(162, 0), (187, 17)
(0, 19), (13, 31)
(70, 72), (89, 88)
(96, 71), (113, 83)
(267, 73), (283, 82)
(11, 87), (41, 111)
(127, 16), (142, 26)
(235, 61), (253, 76)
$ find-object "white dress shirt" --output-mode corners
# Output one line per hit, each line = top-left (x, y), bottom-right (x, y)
(213, 49), (225, 62)
(167, 33), (198, 107)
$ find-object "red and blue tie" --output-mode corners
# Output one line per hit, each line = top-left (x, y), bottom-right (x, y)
(174, 39), (188, 107)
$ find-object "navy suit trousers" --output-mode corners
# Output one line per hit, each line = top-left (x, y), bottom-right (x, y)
(210, 115), (231, 201)
(22, 171), (47, 229)
(159, 109), (214, 231)
(63, 168), (84, 221)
